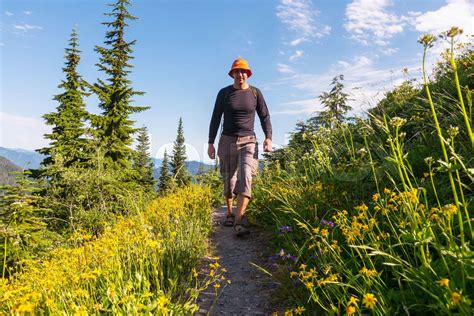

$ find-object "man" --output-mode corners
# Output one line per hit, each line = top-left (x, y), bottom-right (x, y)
(208, 57), (272, 236)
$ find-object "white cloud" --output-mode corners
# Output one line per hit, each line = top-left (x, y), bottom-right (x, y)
(23, 11), (32, 15)
(5, 11), (14, 16)
(277, 63), (296, 74)
(0, 112), (50, 150)
(274, 55), (421, 115)
(344, 0), (407, 45)
(13, 24), (43, 31)
(276, 0), (331, 46)
(382, 47), (398, 55)
(290, 37), (307, 46)
(412, 0), (474, 35)
(289, 50), (304, 61)
(0, 43), (4, 46)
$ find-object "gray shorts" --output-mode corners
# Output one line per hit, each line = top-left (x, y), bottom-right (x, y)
(217, 135), (259, 198)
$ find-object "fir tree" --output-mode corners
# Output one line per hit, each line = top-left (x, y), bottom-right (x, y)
(158, 150), (172, 194)
(134, 126), (156, 189)
(91, 0), (148, 168)
(171, 118), (191, 187)
(318, 75), (351, 127)
(38, 28), (90, 174)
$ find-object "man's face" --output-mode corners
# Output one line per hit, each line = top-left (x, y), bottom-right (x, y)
(233, 69), (248, 85)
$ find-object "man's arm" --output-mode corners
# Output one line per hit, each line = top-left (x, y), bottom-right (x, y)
(208, 88), (225, 158)
(255, 88), (273, 152)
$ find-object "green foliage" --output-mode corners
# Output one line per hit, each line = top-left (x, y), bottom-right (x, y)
(248, 33), (473, 314)
(158, 150), (173, 195)
(194, 162), (223, 206)
(42, 150), (154, 234)
(37, 28), (91, 173)
(318, 74), (351, 127)
(133, 126), (157, 190)
(91, 0), (149, 169)
(171, 118), (191, 187)
(0, 185), (223, 314)
(0, 171), (60, 277)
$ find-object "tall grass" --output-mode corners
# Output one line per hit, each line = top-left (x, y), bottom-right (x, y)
(0, 185), (223, 314)
(249, 30), (472, 315)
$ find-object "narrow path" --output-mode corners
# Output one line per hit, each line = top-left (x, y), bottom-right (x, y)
(196, 206), (279, 315)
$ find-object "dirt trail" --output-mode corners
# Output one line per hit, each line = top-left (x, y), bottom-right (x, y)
(196, 206), (279, 315)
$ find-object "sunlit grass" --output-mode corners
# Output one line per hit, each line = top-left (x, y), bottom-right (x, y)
(0, 185), (223, 314)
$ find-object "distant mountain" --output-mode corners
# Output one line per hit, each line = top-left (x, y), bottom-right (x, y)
(0, 147), (44, 169)
(0, 156), (23, 186)
(0, 147), (213, 177)
(152, 158), (213, 177)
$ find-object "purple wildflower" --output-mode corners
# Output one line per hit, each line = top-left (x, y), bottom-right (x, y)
(320, 219), (335, 227)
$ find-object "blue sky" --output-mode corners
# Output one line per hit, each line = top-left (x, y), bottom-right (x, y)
(1, 0), (473, 163)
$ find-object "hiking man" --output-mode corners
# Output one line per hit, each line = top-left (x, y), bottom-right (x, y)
(208, 57), (273, 236)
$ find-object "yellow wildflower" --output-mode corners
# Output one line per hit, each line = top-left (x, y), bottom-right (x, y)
(214, 283), (221, 289)
(451, 292), (461, 304)
(442, 204), (458, 218)
(321, 229), (329, 237)
(437, 278), (449, 287)
(360, 267), (377, 278)
(284, 310), (294, 316)
(290, 271), (298, 278)
(13, 303), (35, 313)
(384, 188), (391, 194)
(305, 282), (314, 289)
(346, 305), (357, 315)
(348, 296), (359, 306)
(192, 268), (198, 278)
(209, 269), (215, 277)
(294, 306), (305, 314)
(158, 295), (169, 308)
(362, 293), (377, 309)
(372, 193), (380, 201)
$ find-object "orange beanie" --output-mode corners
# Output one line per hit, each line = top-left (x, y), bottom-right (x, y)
(228, 58), (252, 78)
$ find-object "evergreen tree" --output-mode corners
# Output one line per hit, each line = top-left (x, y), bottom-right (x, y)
(134, 126), (156, 189)
(91, 0), (148, 168)
(318, 75), (351, 127)
(158, 150), (172, 194)
(171, 118), (191, 187)
(37, 28), (90, 174)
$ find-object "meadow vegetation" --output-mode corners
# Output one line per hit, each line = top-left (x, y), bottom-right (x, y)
(249, 28), (473, 315)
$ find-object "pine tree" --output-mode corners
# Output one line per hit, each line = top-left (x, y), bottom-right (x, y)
(91, 0), (148, 168)
(171, 118), (191, 187)
(158, 150), (172, 194)
(37, 28), (90, 174)
(134, 126), (156, 189)
(318, 75), (351, 128)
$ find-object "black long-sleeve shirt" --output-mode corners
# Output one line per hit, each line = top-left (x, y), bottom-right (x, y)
(208, 85), (272, 144)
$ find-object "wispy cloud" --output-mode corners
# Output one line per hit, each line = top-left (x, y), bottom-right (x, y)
(344, 0), (407, 46)
(5, 11), (14, 16)
(0, 112), (49, 150)
(277, 63), (296, 74)
(23, 11), (32, 15)
(289, 50), (304, 61)
(274, 55), (420, 115)
(13, 24), (43, 31)
(276, 0), (331, 46)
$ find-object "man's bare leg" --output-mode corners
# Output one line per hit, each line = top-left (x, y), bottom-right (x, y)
(235, 194), (250, 224)
(226, 196), (234, 216)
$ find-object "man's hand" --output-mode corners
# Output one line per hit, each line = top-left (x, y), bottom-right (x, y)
(208, 143), (216, 159)
(263, 138), (272, 152)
